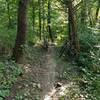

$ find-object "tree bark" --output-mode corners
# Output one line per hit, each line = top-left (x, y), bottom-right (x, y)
(38, 0), (42, 40)
(32, 0), (35, 31)
(81, 0), (87, 25)
(47, 0), (54, 42)
(42, 0), (45, 38)
(6, 0), (11, 29)
(68, 0), (80, 56)
(12, 0), (29, 63)
(95, 0), (100, 22)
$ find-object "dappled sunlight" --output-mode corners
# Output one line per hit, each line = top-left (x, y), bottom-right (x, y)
(24, 64), (32, 73)
(0, 0), (99, 99)
(44, 87), (56, 100)
(44, 82), (86, 100)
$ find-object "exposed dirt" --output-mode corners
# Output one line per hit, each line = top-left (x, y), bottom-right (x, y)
(5, 45), (85, 100)
(5, 46), (57, 100)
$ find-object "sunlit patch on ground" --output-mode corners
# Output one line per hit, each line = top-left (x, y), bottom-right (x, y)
(24, 64), (32, 73)
(44, 82), (86, 100)
(5, 47), (88, 100)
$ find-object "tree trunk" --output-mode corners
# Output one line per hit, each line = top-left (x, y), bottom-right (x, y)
(32, 0), (35, 31)
(42, 0), (45, 38)
(47, 0), (54, 42)
(81, 0), (87, 25)
(6, 0), (11, 29)
(68, 0), (80, 56)
(12, 0), (29, 63)
(95, 0), (100, 22)
(38, 0), (42, 40)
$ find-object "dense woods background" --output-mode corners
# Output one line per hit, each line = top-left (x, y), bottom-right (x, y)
(0, 0), (100, 100)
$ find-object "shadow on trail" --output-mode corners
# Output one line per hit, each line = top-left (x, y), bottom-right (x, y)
(5, 45), (86, 100)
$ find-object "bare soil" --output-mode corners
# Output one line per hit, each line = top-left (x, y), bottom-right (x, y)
(5, 46), (85, 100)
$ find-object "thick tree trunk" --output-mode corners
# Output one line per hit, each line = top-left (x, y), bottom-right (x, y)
(47, 0), (54, 42)
(12, 0), (29, 63)
(68, 0), (80, 56)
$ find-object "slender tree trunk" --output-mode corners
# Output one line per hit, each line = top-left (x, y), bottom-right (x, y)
(88, 8), (93, 27)
(32, 0), (35, 31)
(6, 0), (11, 29)
(81, 0), (87, 25)
(42, 0), (45, 38)
(95, 0), (100, 22)
(38, 0), (42, 40)
(47, 0), (53, 42)
(12, 0), (29, 63)
(68, 0), (80, 56)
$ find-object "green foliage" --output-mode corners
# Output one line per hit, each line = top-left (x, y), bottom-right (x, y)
(0, 60), (22, 99)
(78, 67), (100, 100)
(76, 27), (98, 66)
(0, 0), (99, 99)
(0, 28), (16, 47)
(76, 27), (100, 100)
(79, 27), (97, 51)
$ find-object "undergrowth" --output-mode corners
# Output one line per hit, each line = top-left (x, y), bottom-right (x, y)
(76, 27), (100, 100)
(60, 27), (100, 100)
(0, 60), (22, 99)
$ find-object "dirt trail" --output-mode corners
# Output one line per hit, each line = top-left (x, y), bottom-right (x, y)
(5, 46), (85, 100)
(40, 46), (56, 99)
(5, 46), (57, 100)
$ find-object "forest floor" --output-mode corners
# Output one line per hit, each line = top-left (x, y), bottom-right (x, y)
(5, 45), (86, 100)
